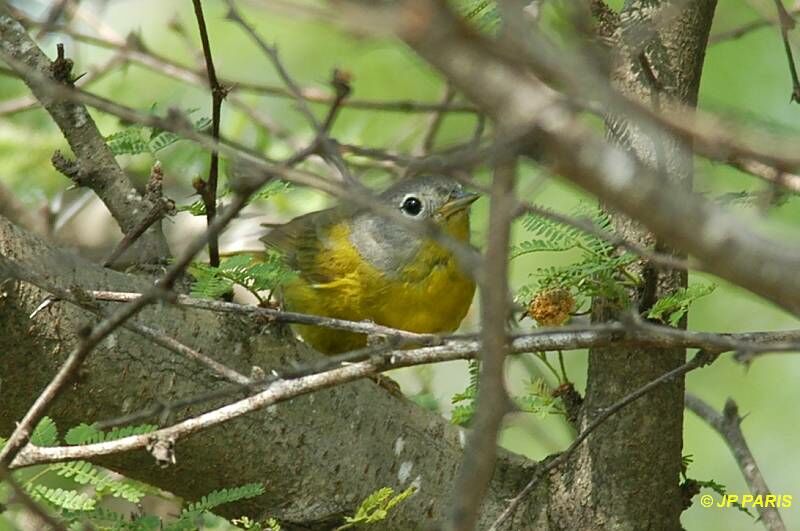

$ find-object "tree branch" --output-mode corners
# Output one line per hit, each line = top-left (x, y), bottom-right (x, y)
(0, 10), (170, 264)
(447, 154), (516, 530)
(192, 0), (227, 267)
(685, 394), (787, 531)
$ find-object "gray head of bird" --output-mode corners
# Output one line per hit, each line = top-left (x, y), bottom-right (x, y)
(348, 175), (479, 274)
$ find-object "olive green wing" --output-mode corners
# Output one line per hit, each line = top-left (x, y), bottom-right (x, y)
(260, 207), (344, 284)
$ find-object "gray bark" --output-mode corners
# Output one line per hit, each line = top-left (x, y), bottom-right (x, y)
(558, 2), (717, 530)
(0, 216), (540, 529)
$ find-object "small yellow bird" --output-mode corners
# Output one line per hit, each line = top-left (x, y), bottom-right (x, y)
(262, 175), (479, 354)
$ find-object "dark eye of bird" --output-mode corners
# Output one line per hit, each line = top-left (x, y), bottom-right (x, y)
(401, 196), (423, 216)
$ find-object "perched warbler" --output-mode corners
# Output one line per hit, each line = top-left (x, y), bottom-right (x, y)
(262, 175), (479, 354)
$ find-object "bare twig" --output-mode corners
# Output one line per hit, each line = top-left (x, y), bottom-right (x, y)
(192, 0), (227, 267)
(87, 289), (437, 343)
(772, 0), (800, 102)
(7, 341), (722, 471)
(489, 350), (719, 530)
(710, 7), (800, 45)
(685, 395), (787, 531)
(447, 155), (516, 530)
(102, 163), (175, 268)
(421, 84), (456, 154)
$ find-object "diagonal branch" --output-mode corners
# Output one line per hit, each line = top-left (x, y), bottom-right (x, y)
(490, 350), (719, 530)
(0, 11), (170, 264)
(685, 395), (787, 531)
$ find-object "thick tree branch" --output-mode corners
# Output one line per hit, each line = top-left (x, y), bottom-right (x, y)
(0, 210), (536, 528)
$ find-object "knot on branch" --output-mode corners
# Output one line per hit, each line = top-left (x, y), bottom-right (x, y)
(679, 478), (701, 511)
(146, 436), (176, 468)
(553, 382), (583, 425)
(49, 43), (75, 85)
(51, 150), (86, 185)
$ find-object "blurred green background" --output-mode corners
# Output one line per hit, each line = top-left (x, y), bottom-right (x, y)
(2, 0), (800, 529)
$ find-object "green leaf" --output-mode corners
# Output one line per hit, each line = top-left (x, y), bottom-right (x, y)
(65, 423), (156, 444)
(450, 360), (479, 426)
(34, 486), (96, 511)
(338, 486), (416, 529)
(106, 127), (151, 155)
(188, 253), (296, 301)
(182, 483), (265, 516)
(647, 283), (716, 326)
(515, 379), (565, 419)
(31, 416), (59, 446)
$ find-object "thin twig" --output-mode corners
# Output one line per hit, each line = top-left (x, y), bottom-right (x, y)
(102, 201), (174, 267)
(710, 7), (800, 45)
(772, 0), (800, 102)
(87, 289), (437, 342)
(421, 84), (456, 154)
(50, 320), (800, 434)
(489, 350), (719, 530)
(192, 0), (227, 267)
(685, 394), (787, 531)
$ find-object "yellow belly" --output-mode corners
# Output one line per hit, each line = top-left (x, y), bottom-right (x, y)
(282, 223), (475, 354)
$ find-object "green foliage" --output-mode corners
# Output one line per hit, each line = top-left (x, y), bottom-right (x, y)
(452, 0), (500, 31)
(189, 252), (295, 303)
(30, 416), (59, 446)
(337, 486), (416, 529)
(450, 360), (480, 426)
(647, 283), (717, 326)
(30, 486), (96, 511)
(105, 112), (211, 156)
(513, 204), (638, 311)
(64, 423), (157, 445)
(181, 483), (266, 517)
(18, 418), (155, 522)
(515, 378), (565, 418)
(177, 179), (292, 216)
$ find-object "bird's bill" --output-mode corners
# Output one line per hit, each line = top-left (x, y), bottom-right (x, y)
(437, 191), (480, 218)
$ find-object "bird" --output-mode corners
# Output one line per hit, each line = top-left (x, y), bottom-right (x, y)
(262, 175), (479, 354)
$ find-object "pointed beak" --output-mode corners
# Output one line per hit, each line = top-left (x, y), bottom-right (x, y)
(438, 190), (480, 218)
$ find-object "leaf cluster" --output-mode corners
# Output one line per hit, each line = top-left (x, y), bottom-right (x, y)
(514, 203), (637, 312)
(516, 377), (566, 418)
(2, 417), (265, 530)
(337, 486), (417, 529)
(188, 252), (296, 303)
(450, 360), (480, 426)
(104, 111), (211, 157)
(647, 283), (716, 326)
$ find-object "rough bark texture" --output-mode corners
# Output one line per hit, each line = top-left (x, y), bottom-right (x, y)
(0, 216), (543, 529)
(0, 12), (170, 264)
(549, 2), (717, 530)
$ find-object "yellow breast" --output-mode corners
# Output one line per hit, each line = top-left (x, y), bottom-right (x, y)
(282, 216), (475, 354)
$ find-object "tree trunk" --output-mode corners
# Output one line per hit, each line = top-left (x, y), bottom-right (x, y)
(549, 2), (717, 529)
